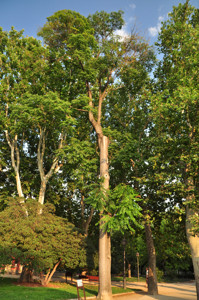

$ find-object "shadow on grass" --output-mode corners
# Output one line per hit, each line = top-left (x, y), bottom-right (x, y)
(0, 278), (90, 300)
(0, 277), (139, 300)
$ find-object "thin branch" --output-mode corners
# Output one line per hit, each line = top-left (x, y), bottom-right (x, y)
(72, 107), (88, 112)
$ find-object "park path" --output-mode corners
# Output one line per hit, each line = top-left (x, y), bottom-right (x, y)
(84, 281), (197, 300)
(110, 281), (197, 300)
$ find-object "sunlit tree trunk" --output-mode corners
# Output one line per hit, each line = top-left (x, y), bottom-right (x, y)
(88, 85), (112, 299)
(97, 136), (112, 300)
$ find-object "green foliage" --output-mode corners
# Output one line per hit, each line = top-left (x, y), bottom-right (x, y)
(151, 1), (199, 234)
(105, 184), (143, 233)
(88, 10), (124, 40)
(155, 209), (191, 273)
(190, 206), (199, 234)
(0, 199), (86, 273)
(86, 183), (143, 233)
(156, 268), (164, 282)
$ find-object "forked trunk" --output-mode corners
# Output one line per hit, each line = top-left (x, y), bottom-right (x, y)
(97, 135), (112, 300)
(186, 206), (199, 299)
(41, 260), (61, 286)
(145, 217), (158, 295)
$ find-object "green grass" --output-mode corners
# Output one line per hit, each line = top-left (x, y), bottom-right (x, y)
(0, 278), (135, 300)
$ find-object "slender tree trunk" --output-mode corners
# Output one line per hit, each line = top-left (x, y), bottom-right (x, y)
(81, 194), (94, 236)
(145, 216), (158, 295)
(41, 260), (61, 286)
(15, 170), (24, 198)
(97, 135), (112, 300)
(128, 264), (131, 278)
(186, 206), (199, 298)
(5, 131), (24, 199)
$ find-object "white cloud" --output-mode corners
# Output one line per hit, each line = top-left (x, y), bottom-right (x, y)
(114, 27), (130, 42)
(148, 15), (164, 37)
(129, 3), (136, 10)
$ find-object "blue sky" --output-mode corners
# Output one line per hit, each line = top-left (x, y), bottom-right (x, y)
(1, 0), (199, 45)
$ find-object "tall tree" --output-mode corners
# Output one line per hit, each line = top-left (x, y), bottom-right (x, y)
(0, 28), (47, 200)
(0, 28), (75, 206)
(103, 78), (160, 295)
(38, 10), (153, 299)
(151, 1), (199, 296)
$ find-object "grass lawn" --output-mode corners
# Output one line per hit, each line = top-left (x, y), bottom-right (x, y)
(0, 278), (135, 300)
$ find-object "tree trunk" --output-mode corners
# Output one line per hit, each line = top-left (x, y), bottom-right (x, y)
(5, 131), (24, 199)
(84, 208), (94, 236)
(128, 264), (131, 278)
(16, 171), (24, 198)
(41, 260), (61, 286)
(145, 217), (158, 295)
(19, 266), (33, 283)
(38, 179), (47, 205)
(186, 206), (199, 298)
(97, 135), (112, 300)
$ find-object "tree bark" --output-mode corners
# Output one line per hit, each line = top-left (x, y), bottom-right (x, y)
(87, 83), (112, 299)
(128, 264), (131, 278)
(97, 135), (112, 300)
(186, 206), (199, 298)
(80, 194), (94, 236)
(38, 179), (47, 205)
(19, 266), (33, 283)
(145, 216), (158, 295)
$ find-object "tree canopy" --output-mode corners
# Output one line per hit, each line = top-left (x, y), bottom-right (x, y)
(0, 199), (86, 285)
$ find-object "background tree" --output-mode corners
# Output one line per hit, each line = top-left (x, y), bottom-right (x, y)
(0, 199), (86, 285)
(151, 1), (199, 296)
(0, 27), (77, 207)
(0, 28), (47, 200)
(155, 209), (192, 277)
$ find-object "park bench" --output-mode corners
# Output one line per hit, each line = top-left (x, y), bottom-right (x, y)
(87, 275), (99, 282)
